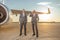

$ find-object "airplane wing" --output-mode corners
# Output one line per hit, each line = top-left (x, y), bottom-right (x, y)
(11, 8), (50, 14)
(35, 8), (50, 14)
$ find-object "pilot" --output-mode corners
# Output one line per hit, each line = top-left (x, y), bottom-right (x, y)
(30, 10), (39, 37)
(19, 9), (27, 36)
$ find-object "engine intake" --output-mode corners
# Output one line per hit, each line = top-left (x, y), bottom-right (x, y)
(0, 3), (9, 25)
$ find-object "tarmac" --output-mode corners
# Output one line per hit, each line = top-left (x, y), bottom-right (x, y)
(0, 22), (60, 40)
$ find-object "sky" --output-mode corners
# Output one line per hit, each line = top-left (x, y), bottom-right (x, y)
(0, 0), (60, 22)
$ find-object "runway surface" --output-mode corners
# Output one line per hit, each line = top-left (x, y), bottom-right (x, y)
(0, 22), (60, 40)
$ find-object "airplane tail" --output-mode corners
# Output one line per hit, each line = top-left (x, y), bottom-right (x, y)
(48, 8), (50, 14)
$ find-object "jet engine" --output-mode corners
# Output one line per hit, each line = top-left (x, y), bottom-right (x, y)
(0, 3), (9, 25)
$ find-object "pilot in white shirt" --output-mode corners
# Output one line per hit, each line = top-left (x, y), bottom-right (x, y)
(33, 13), (35, 17)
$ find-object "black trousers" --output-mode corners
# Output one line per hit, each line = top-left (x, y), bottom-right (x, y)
(32, 23), (38, 37)
(20, 22), (26, 35)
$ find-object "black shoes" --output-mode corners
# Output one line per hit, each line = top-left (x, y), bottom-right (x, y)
(19, 34), (22, 36)
(24, 34), (27, 36)
(19, 34), (27, 36)
(32, 34), (38, 38)
(19, 34), (38, 38)
(32, 34), (35, 36)
(36, 35), (38, 38)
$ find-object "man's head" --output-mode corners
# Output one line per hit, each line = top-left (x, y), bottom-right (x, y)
(22, 9), (25, 13)
(32, 10), (36, 14)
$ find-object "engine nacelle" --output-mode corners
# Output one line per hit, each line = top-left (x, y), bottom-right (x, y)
(0, 3), (9, 25)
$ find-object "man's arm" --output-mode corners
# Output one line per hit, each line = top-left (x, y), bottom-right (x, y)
(36, 14), (39, 21)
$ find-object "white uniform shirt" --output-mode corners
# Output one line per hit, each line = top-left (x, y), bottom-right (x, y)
(23, 12), (25, 16)
(33, 13), (35, 17)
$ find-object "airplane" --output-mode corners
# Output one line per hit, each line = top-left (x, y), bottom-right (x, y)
(0, 2), (51, 26)
(11, 8), (50, 15)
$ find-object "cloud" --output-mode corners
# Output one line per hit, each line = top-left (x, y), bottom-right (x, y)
(37, 2), (51, 5)
(37, 2), (54, 9)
